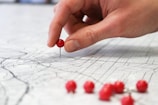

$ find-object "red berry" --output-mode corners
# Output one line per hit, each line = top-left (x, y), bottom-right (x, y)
(136, 80), (148, 93)
(114, 81), (125, 93)
(65, 80), (77, 93)
(103, 83), (114, 92)
(83, 81), (95, 93)
(56, 39), (64, 48)
(121, 95), (134, 105)
(99, 86), (112, 101)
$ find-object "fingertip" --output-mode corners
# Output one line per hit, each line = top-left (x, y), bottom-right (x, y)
(47, 39), (55, 48)
(48, 22), (61, 48)
(64, 27), (98, 52)
(47, 40), (55, 48)
(47, 32), (55, 48)
(47, 31), (57, 48)
(64, 40), (80, 52)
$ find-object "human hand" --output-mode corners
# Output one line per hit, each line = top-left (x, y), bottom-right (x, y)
(48, 0), (158, 52)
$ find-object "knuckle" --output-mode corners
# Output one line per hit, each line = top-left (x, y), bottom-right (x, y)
(63, 0), (77, 13)
(114, 21), (125, 36)
(85, 29), (98, 44)
(64, 2), (72, 12)
(62, 0), (83, 13)
(110, 15), (127, 37)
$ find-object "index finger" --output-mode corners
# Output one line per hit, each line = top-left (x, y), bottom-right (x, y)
(48, 0), (84, 47)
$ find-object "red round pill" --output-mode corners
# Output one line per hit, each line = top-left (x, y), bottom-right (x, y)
(136, 80), (148, 93)
(65, 80), (77, 93)
(121, 95), (134, 105)
(114, 81), (125, 93)
(99, 86), (112, 101)
(83, 81), (95, 93)
(103, 83), (114, 92)
(56, 39), (64, 48)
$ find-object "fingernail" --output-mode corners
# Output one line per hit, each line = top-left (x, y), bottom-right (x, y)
(65, 40), (80, 52)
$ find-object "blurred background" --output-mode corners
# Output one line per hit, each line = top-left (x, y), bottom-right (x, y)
(0, 0), (59, 4)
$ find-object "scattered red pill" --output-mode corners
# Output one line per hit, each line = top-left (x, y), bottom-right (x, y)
(56, 39), (64, 48)
(114, 81), (125, 93)
(99, 86), (112, 101)
(65, 80), (77, 93)
(83, 81), (95, 93)
(121, 95), (134, 105)
(136, 80), (148, 93)
(103, 83), (114, 92)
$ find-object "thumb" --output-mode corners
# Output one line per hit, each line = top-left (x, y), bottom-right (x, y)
(64, 18), (119, 52)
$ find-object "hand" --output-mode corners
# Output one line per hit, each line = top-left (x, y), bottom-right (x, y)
(48, 0), (158, 52)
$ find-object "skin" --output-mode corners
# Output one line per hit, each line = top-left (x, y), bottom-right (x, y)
(48, 0), (158, 52)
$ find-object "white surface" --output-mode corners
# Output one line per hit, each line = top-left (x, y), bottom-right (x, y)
(0, 0), (14, 2)
(20, 0), (45, 3)
(0, 4), (158, 105)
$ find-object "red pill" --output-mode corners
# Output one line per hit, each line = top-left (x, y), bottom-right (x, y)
(99, 86), (112, 101)
(65, 80), (77, 93)
(114, 81), (125, 93)
(103, 83), (114, 92)
(56, 39), (64, 48)
(136, 80), (148, 93)
(83, 81), (95, 93)
(121, 95), (134, 105)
